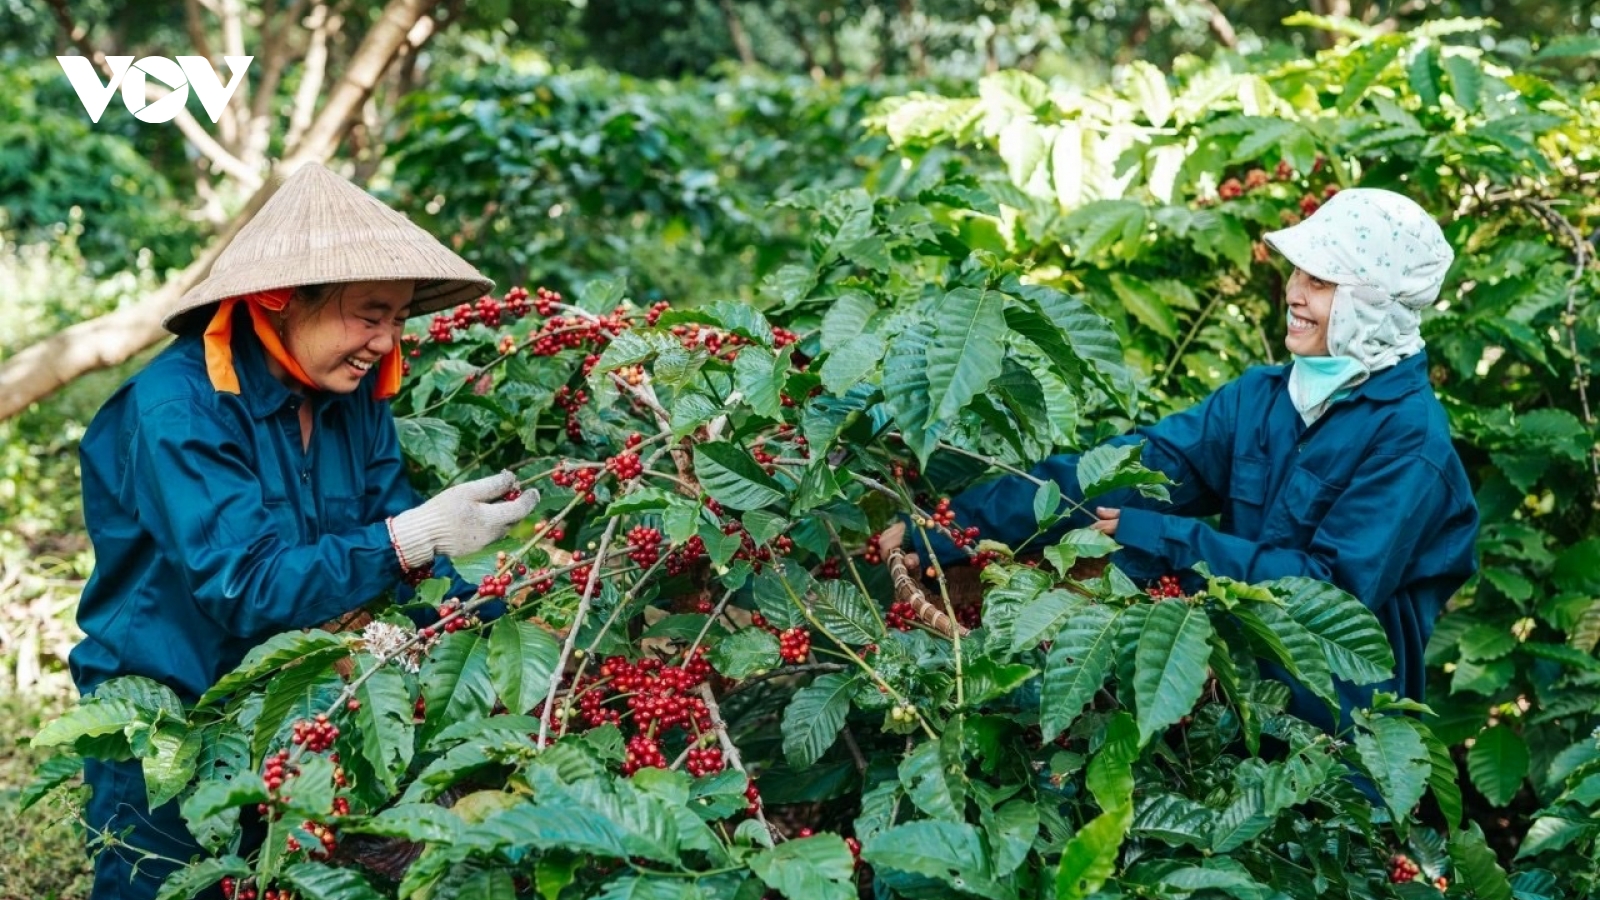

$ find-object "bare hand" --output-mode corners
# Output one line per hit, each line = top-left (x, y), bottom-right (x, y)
(1090, 507), (1120, 538)
(877, 521), (919, 571)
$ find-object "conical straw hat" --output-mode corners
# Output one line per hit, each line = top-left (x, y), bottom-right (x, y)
(165, 162), (492, 333)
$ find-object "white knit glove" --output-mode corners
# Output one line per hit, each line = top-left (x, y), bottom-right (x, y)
(387, 471), (538, 569)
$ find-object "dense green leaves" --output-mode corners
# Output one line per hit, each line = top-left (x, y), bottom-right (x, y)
(1040, 603), (1119, 740)
(353, 655), (415, 797)
(1356, 716), (1432, 821)
(749, 835), (856, 900)
(694, 442), (787, 510)
(781, 672), (855, 767)
(1468, 724), (1530, 807)
(924, 288), (1006, 426)
(487, 619), (562, 717)
(1131, 601), (1213, 745)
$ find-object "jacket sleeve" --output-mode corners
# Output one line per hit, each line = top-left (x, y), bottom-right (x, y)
(913, 378), (1242, 566)
(1115, 452), (1448, 612)
(130, 399), (403, 640)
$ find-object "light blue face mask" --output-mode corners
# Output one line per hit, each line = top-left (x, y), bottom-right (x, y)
(1289, 353), (1368, 424)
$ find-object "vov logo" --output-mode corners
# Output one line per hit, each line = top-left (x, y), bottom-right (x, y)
(57, 55), (252, 124)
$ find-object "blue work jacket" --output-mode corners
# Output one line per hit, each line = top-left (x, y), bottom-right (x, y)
(71, 325), (465, 704)
(918, 353), (1479, 731)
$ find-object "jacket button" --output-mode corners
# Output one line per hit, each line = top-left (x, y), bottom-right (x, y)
(301, 471), (310, 483)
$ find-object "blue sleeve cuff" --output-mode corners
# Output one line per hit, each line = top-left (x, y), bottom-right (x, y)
(903, 512), (967, 568)
(1114, 507), (1168, 559)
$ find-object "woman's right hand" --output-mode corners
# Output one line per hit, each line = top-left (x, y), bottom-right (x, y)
(388, 471), (538, 569)
(877, 521), (919, 572)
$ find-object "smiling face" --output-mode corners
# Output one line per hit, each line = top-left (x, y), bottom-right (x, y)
(1284, 267), (1337, 357)
(276, 281), (414, 393)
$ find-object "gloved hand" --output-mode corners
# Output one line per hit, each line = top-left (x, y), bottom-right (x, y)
(387, 471), (538, 570)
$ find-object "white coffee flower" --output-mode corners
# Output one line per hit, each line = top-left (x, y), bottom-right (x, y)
(360, 620), (423, 674)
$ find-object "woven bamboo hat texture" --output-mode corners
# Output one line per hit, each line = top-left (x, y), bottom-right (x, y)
(164, 162), (492, 333)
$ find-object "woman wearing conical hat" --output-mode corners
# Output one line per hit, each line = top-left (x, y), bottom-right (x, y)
(69, 163), (538, 900)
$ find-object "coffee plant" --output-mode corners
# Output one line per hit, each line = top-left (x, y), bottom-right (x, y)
(29, 259), (1487, 900)
(25, 15), (1599, 900)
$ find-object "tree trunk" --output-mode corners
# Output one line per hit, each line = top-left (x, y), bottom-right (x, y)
(819, 4), (844, 80)
(1309, 0), (1352, 47)
(897, 0), (926, 78)
(718, 0), (756, 67)
(0, 0), (440, 421)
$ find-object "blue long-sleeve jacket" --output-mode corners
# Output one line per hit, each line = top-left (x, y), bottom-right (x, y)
(71, 325), (468, 703)
(916, 353), (1478, 729)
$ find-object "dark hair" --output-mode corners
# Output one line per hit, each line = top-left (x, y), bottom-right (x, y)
(170, 283), (343, 335)
(289, 282), (345, 313)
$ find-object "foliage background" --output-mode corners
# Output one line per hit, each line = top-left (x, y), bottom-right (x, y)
(2, 1), (1599, 897)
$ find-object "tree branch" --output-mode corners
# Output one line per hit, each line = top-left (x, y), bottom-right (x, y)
(0, 0), (440, 421)
(1201, 0), (1239, 49)
(44, 0), (103, 70)
(717, 0), (756, 67)
(285, 3), (334, 151)
(219, 0), (249, 150)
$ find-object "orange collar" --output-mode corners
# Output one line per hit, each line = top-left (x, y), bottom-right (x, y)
(202, 289), (402, 400)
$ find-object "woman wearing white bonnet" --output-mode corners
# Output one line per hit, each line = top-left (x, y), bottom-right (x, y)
(887, 186), (1480, 734)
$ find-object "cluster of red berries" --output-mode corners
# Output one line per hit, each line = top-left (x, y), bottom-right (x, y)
(744, 778), (762, 815)
(558, 649), (719, 776)
(665, 535), (708, 576)
(551, 461), (601, 503)
(568, 551), (593, 590)
(627, 525), (663, 567)
(261, 749), (294, 795)
(1147, 574), (1186, 600)
(554, 386), (588, 443)
(886, 601), (917, 631)
(751, 446), (779, 475)
(1214, 158), (1316, 203)
(890, 461), (920, 482)
(285, 819), (338, 860)
(290, 714), (339, 753)
(532, 286), (562, 317)
(717, 521), (789, 573)
(777, 627), (811, 664)
(863, 533), (884, 566)
(818, 557), (843, 580)
(949, 525), (981, 550)
(434, 598), (478, 633)
(424, 290), (535, 343)
(221, 878), (296, 900)
(401, 562), (435, 588)
(503, 286), (533, 318)
(930, 498), (957, 528)
(685, 744), (725, 777)
(623, 733), (669, 775)
(413, 695), (426, 723)
(972, 548), (1003, 571)
(956, 599), (983, 630)
(527, 567), (556, 595)
(645, 300), (672, 326)
(1387, 854), (1421, 884)
(606, 451), (644, 482)
(477, 571), (513, 598)
(528, 309), (621, 358)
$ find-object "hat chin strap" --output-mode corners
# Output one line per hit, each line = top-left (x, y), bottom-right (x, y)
(1326, 283), (1424, 373)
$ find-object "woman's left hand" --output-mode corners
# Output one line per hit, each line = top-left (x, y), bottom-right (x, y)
(1090, 507), (1120, 537)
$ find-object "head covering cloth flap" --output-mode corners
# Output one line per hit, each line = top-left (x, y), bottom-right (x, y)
(1263, 187), (1454, 423)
